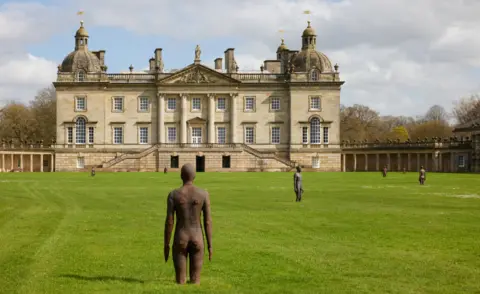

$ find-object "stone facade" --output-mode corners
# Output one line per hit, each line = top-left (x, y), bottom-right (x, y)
(452, 119), (480, 172)
(52, 21), (344, 172)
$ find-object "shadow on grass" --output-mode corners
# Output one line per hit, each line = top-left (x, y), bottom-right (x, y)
(59, 274), (145, 284)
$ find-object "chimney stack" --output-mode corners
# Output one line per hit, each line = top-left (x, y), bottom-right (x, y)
(98, 50), (105, 66)
(154, 48), (163, 71)
(214, 58), (223, 70)
(224, 48), (235, 73)
(149, 58), (155, 71)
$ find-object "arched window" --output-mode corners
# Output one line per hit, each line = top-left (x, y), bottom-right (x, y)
(310, 70), (318, 81)
(310, 117), (321, 144)
(77, 71), (85, 81)
(76, 117), (86, 144)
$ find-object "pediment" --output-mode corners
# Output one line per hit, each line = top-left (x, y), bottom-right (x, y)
(187, 117), (207, 124)
(159, 64), (240, 85)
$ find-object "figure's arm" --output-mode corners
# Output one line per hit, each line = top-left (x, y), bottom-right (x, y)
(203, 192), (213, 260)
(164, 192), (175, 262)
(293, 174), (297, 190)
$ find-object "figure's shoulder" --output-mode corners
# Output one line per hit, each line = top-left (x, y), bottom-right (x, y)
(193, 186), (209, 198)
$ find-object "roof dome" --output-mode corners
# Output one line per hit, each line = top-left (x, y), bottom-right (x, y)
(277, 39), (288, 52)
(61, 50), (102, 73)
(302, 21), (316, 37)
(291, 50), (333, 73)
(75, 21), (89, 37)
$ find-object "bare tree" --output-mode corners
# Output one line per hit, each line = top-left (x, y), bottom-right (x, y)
(422, 105), (450, 123)
(29, 86), (56, 142)
(340, 104), (381, 141)
(452, 94), (480, 124)
(0, 102), (36, 142)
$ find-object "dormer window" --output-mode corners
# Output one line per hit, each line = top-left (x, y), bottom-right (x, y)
(310, 70), (318, 81)
(77, 71), (85, 82)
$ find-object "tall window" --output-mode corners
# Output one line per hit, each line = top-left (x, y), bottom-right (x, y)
(323, 127), (329, 144)
(302, 127), (308, 144)
(245, 127), (254, 144)
(67, 127), (73, 143)
(217, 98), (226, 110)
(77, 71), (85, 81)
(312, 157), (320, 168)
(310, 118), (321, 144)
(192, 98), (201, 110)
(310, 70), (318, 81)
(167, 127), (177, 143)
(77, 157), (85, 168)
(113, 127), (123, 144)
(271, 127), (280, 144)
(75, 97), (86, 111)
(139, 97), (149, 112)
(458, 155), (465, 167)
(310, 97), (320, 110)
(217, 127), (226, 144)
(88, 127), (94, 144)
(139, 127), (148, 144)
(113, 97), (124, 112)
(271, 97), (280, 111)
(75, 117), (86, 144)
(245, 97), (255, 111)
(167, 98), (176, 110)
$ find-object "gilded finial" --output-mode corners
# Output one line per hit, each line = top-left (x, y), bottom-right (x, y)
(80, 20), (84, 27)
(281, 38), (284, 44)
(307, 21), (311, 27)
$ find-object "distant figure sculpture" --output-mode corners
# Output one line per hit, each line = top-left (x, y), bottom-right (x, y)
(419, 166), (426, 185)
(195, 45), (201, 61)
(403, 167), (406, 174)
(91, 167), (95, 177)
(293, 166), (304, 202)
(164, 166), (168, 174)
(382, 165), (388, 177)
(164, 163), (212, 284)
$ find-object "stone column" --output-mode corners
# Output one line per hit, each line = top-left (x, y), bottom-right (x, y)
(180, 94), (187, 144)
(364, 154), (368, 171)
(450, 152), (455, 172)
(230, 93), (238, 143)
(30, 154), (33, 172)
(416, 153), (420, 171)
(376, 154), (379, 171)
(40, 154), (44, 172)
(407, 153), (411, 171)
(51, 154), (55, 172)
(1, 153), (4, 172)
(20, 154), (23, 170)
(387, 153), (391, 168)
(157, 93), (165, 144)
(353, 154), (357, 171)
(397, 153), (401, 171)
(439, 152), (443, 172)
(208, 93), (215, 143)
(10, 154), (14, 171)
(424, 153), (428, 170)
(342, 153), (346, 172)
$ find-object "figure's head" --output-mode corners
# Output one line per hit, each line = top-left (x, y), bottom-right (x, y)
(420, 166), (424, 169)
(296, 166), (302, 173)
(181, 163), (195, 183)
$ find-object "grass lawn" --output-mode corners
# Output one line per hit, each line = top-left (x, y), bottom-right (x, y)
(1, 172), (480, 294)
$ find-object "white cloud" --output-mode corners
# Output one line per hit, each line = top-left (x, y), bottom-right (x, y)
(1, 0), (480, 117)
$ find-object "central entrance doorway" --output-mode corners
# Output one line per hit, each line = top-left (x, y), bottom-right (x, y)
(192, 127), (202, 147)
(196, 156), (205, 172)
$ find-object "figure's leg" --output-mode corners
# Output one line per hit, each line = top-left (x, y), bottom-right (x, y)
(172, 243), (188, 284)
(188, 240), (204, 284)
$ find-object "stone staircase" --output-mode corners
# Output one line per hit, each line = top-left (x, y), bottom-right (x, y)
(101, 144), (159, 168)
(240, 144), (296, 169)
(99, 143), (296, 171)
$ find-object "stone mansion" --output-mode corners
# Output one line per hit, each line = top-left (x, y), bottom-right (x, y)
(51, 21), (344, 172)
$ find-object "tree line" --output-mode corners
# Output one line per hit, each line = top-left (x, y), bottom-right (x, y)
(0, 87), (479, 145)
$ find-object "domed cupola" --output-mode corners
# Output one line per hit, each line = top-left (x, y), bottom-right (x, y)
(59, 21), (102, 73)
(290, 21), (334, 73)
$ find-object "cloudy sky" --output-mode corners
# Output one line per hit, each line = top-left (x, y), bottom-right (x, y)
(1, 0), (479, 116)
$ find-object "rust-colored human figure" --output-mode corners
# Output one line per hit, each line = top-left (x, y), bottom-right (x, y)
(419, 166), (426, 185)
(382, 165), (388, 177)
(164, 163), (212, 284)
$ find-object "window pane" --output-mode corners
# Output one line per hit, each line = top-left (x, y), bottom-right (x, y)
(67, 127), (73, 143)
(245, 127), (254, 144)
(323, 127), (329, 144)
(168, 127), (176, 142)
(217, 127), (226, 144)
(271, 127), (280, 144)
(113, 127), (123, 144)
(88, 127), (94, 144)
(167, 98), (176, 110)
(217, 98), (226, 110)
(139, 97), (149, 111)
(271, 97), (280, 110)
(310, 118), (321, 144)
(302, 127), (308, 144)
(192, 98), (201, 110)
(76, 118), (86, 144)
(139, 127), (148, 144)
